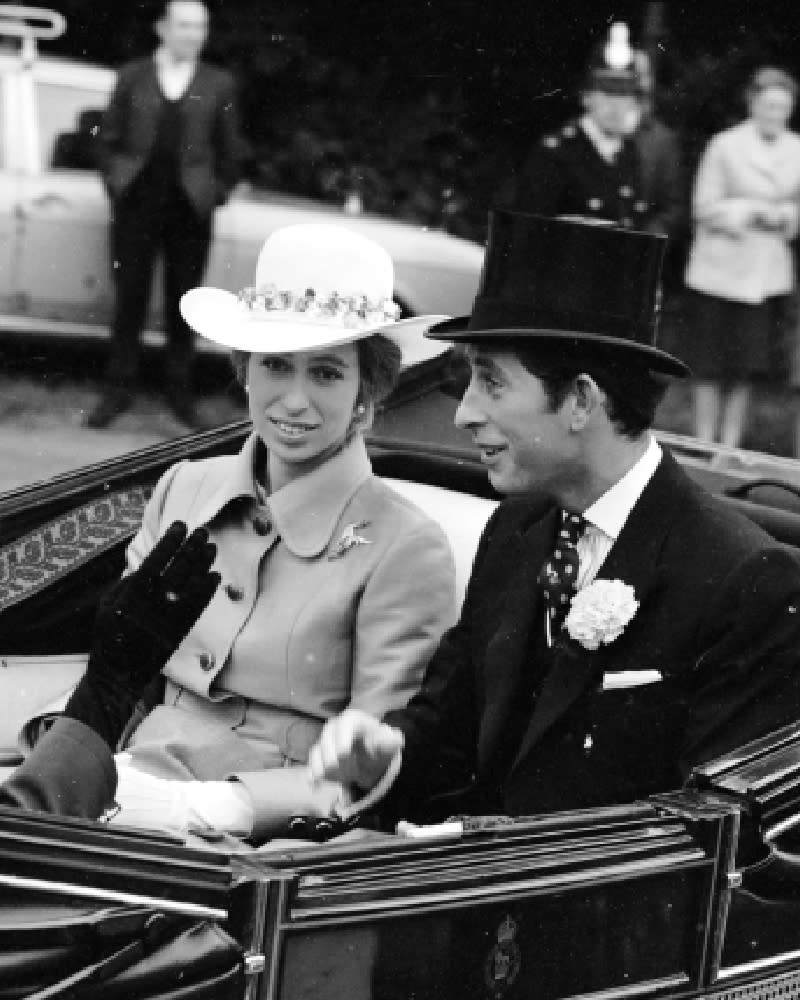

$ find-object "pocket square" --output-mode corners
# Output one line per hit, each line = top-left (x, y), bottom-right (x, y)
(602, 669), (663, 691)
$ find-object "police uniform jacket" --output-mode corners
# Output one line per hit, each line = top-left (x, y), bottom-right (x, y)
(509, 119), (649, 229)
(124, 433), (456, 841)
(100, 57), (242, 217)
(386, 452), (800, 821)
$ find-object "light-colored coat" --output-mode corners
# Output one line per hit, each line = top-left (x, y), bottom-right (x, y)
(685, 120), (800, 303)
(124, 434), (456, 840)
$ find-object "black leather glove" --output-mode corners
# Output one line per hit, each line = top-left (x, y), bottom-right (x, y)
(64, 521), (220, 748)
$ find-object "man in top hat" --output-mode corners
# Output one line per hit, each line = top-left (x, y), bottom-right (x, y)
(88, 0), (243, 430)
(309, 211), (800, 823)
(504, 23), (659, 232)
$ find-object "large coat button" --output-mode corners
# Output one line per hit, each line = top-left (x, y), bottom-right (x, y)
(225, 583), (244, 602)
(198, 652), (216, 672)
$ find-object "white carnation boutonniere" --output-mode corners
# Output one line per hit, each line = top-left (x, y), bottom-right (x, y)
(564, 579), (639, 651)
(329, 521), (372, 560)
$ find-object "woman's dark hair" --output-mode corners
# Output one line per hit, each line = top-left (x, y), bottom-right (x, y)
(512, 343), (670, 439)
(230, 333), (402, 407)
(746, 66), (798, 106)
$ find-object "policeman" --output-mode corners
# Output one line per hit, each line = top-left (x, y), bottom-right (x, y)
(507, 23), (650, 229)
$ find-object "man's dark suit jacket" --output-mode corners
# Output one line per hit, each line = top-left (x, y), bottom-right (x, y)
(100, 57), (242, 217)
(634, 115), (686, 240)
(386, 453), (800, 820)
(0, 720), (115, 818)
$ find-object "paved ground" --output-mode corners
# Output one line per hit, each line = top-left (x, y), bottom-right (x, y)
(0, 358), (245, 494)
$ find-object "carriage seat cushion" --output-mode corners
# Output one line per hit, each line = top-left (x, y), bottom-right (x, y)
(382, 478), (498, 607)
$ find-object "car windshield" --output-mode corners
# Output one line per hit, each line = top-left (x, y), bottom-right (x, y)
(1, 7), (800, 498)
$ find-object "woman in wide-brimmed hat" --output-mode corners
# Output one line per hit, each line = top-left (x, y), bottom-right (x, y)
(107, 223), (456, 844)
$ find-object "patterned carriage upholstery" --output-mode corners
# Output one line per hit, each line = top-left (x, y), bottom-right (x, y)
(0, 487), (152, 612)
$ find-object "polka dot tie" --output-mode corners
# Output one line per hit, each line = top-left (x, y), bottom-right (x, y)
(538, 512), (587, 638)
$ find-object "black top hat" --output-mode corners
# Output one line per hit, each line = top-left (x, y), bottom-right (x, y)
(426, 211), (689, 378)
(584, 22), (639, 95)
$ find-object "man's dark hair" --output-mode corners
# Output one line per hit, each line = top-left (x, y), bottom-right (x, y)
(158, 0), (209, 20)
(512, 342), (670, 438)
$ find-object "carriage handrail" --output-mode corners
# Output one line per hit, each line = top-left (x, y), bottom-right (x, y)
(0, 6), (66, 64)
(0, 5), (65, 41)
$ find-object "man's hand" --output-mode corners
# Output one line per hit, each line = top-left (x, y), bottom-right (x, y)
(64, 521), (220, 747)
(308, 709), (404, 792)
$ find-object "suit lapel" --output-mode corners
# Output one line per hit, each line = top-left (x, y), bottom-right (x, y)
(187, 61), (210, 99)
(510, 452), (685, 772)
(142, 57), (163, 103)
(478, 506), (558, 751)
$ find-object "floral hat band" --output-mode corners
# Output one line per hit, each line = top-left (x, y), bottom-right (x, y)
(237, 285), (402, 330)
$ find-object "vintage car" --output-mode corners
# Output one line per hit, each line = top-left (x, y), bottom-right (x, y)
(0, 7), (483, 351)
(4, 334), (800, 999)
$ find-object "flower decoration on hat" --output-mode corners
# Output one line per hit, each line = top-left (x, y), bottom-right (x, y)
(238, 285), (401, 331)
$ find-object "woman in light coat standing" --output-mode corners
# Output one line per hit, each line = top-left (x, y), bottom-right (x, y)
(684, 67), (800, 451)
(109, 224), (457, 844)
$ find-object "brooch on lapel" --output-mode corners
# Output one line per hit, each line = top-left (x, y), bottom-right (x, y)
(329, 521), (372, 560)
(564, 579), (639, 651)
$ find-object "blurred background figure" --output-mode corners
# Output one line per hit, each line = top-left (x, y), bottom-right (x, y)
(88, 0), (243, 430)
(630, 48), (685, 241)
(683, 67), (800, 452)
(502, 23), (651, 230)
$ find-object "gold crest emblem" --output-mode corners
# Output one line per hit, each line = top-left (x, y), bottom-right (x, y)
(484, 914), (521, 995)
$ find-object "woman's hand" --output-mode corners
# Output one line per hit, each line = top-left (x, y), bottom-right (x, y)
(308, 708), (404, 792)
(91, 520), (219, 686)
(64, 521), (220, 747)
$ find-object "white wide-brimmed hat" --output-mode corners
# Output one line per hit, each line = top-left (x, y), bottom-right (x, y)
(180, 223), (450, 366)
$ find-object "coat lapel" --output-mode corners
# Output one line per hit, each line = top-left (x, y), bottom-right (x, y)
(510, 452), (685, 772)
(477, 506), (558, 754)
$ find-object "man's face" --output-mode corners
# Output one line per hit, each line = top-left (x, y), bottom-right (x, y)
(583, 89), (639, 138)
(158, 1), (209, 62)
(454, 347), (578, 496)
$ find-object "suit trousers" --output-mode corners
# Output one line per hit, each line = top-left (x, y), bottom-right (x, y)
(108, 177), (211, 388)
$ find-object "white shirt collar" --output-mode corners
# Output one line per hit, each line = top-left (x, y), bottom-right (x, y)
(583, 436), (662, 541)
(579, 114), (623, 163)
(153, 48), (196, 99)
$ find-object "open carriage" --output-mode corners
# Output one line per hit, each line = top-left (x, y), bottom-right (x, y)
(3, 346), (800, 998)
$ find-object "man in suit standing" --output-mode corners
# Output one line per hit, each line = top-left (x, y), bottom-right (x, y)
(309, 211), (800, 823)
(88, 0), (242, 429)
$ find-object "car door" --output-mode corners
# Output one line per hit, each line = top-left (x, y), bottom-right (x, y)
(0, 59), (20, 319)
(12, 60), (115, 331)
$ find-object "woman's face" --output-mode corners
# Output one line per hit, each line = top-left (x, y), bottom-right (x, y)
(750, 85), (794, 138)
(247, 344), (361, 484)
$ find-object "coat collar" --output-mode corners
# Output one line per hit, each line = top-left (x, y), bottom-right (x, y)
(194, 433), (372, 558)
(509, 451), (689, 771)
(737, 120), (800, 187)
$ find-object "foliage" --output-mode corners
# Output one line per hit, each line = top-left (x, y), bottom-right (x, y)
(31, 1), (800, 244)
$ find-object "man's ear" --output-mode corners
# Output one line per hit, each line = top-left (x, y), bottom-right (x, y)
(569, 374), (604, 431)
